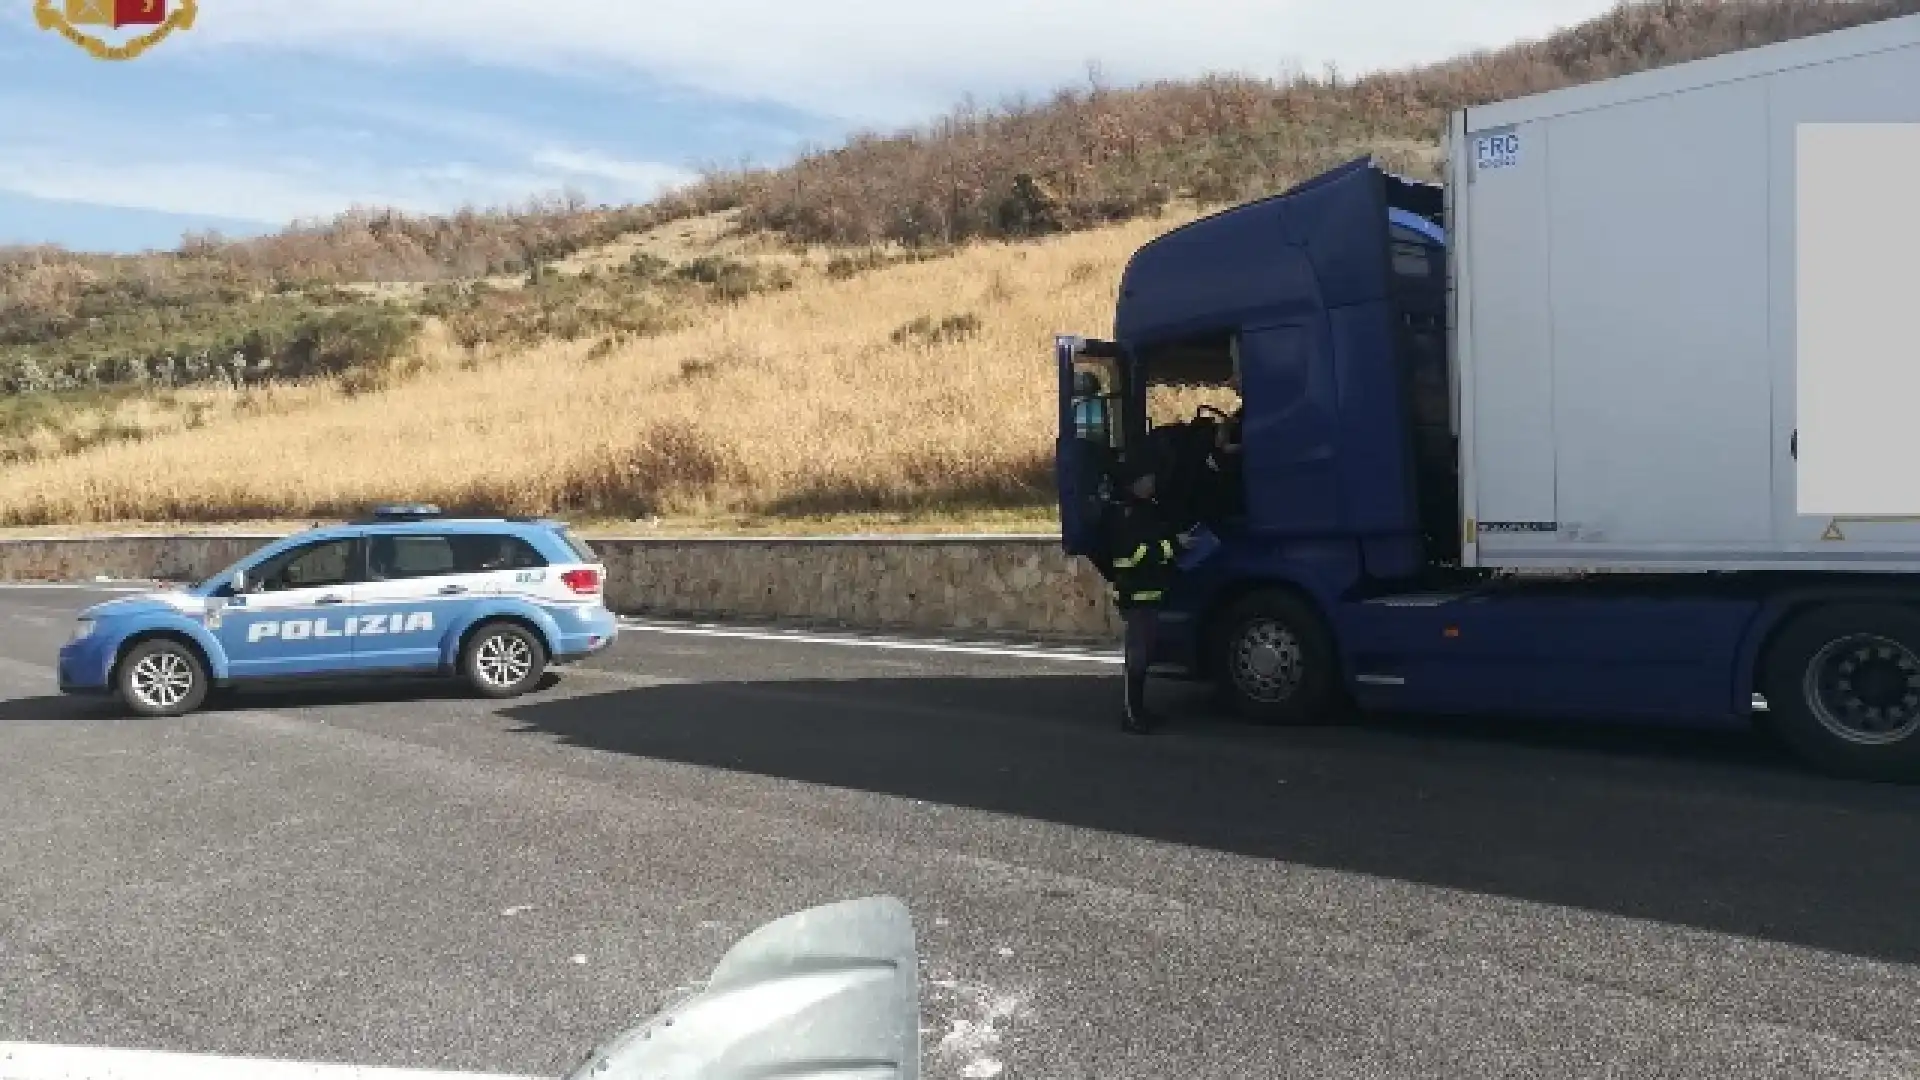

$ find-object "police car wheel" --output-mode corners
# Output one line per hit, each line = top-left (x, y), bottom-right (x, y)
(462, 621), (546, 699)
(115, 638), (209, 718)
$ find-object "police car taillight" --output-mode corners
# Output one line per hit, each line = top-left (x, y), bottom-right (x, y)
(561, 567), (602, 594)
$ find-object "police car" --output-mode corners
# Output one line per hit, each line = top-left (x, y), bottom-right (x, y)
(57, 505), (618, 717)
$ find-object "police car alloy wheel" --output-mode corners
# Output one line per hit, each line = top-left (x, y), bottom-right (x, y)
(462, 621), (546, 699)
(115, 638), (209, 718)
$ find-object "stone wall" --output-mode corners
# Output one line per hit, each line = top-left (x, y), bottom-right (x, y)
(0, 534), (279, 589)
(0, 533), (1124, 641)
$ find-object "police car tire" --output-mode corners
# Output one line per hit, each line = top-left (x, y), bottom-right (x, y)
(115, 637), (209, 718)
(461, 621), (547, 699)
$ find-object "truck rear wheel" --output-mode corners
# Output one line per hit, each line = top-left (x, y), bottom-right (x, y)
(1759, 603), (1920, 782)
(1212, 589), (1340, 725)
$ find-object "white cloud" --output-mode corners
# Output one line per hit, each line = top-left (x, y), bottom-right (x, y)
(0, 149), (695, 225)
(0, 75), (699, 229)
(185, 0), (1626, 125)
(0, 159), (418, 223)
(528, 148), (698, 190)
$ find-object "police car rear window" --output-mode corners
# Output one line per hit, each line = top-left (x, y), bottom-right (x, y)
(553, 530), (594, 563)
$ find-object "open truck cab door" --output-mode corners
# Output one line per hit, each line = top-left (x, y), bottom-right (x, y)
(1055, 334), (1129, 567)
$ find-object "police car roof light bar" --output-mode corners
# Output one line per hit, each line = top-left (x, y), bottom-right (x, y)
(364, 502), (444, 521)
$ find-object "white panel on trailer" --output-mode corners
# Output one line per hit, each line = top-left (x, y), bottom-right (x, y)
(1451, 11), (1920, 572)
(1767, 45), (1920, 553)
(1543, 75), (1774, 548)
(1457, 118), (1557, 537)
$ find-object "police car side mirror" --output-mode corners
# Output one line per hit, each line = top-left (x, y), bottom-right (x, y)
(559, 894), (921, 1080)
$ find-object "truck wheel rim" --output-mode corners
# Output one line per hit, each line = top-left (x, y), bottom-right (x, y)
(1233, 619), (1302, 702)
(477, 633), (533, 688)
(1803, 633), (1920, 746)
(130, 651), (194, 710)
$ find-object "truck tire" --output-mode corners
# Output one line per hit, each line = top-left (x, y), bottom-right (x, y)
(115, 637), (209, 718)
(460, 620), (547, 700)
(1212, 589), (1340, 725)
(1758, 603), (1920, 782)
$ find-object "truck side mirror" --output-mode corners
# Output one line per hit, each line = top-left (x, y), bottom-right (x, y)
(560, 895), (921, 1080)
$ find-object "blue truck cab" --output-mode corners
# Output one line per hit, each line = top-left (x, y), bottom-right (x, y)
(1056, 157), (1920, 782)
(58, 505), (617, 717)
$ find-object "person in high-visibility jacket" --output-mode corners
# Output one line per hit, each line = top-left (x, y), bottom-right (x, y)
(1108, 468), (1185, 734)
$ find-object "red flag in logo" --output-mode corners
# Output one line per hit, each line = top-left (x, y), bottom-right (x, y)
(113, 0), (167, 26)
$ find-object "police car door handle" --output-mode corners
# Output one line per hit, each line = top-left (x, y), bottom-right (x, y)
(316, 594), (345, 605)
(438, 584), (468, 595)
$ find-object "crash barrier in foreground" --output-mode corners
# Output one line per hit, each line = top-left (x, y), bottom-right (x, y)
(0, 533), (1125, 641)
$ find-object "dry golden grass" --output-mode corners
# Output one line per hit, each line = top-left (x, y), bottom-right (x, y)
(0, 316), (467, 465)
(0, 506), (1063, 539)
(0, 207), (1223, 528)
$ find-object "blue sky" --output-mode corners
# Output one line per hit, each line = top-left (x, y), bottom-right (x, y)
(0, 0), (1619, 253)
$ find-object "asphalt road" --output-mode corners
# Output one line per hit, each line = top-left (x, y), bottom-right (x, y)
(1, 586), (1918, 1079)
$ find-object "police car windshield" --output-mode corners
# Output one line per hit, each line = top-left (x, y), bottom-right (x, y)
(187, 568), (233, 594)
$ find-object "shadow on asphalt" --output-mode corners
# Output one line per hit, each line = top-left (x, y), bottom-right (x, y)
(208, 670), (565, 710)
(0, 693), (109, 721)
(503, 672), (1920, 966)
(0, 673), (563, 719)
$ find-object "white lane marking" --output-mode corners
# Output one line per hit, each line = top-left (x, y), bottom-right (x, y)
(0, 1043), (539, 1080)
(617, 619), (1120, 664)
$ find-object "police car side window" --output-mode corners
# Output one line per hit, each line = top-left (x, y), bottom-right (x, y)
(259, 539), (355, 591)
(370, 535), (457, 581)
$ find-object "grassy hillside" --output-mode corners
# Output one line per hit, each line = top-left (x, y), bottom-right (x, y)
(0, 0), (1913, 531)
(0, 214), (1180, 529)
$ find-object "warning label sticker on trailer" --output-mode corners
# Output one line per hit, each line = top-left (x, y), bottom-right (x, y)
(1472, 128), (1521, 171)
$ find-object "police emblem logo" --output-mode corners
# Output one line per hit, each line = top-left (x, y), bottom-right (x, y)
(34, 0), (197, 61)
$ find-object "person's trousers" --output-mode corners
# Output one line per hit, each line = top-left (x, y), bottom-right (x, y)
(1122, 604), (1158, 723)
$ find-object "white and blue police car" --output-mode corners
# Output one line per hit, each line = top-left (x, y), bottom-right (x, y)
(57, 505), (619, 717)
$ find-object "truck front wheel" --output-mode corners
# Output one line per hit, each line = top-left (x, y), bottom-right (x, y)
(1759, 603), (1920, 782)
(1212, 589), (1340, 725)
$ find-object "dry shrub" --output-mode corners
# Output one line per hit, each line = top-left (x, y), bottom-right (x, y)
(890, 313), (982, 347)
(553, 420), (750, 516)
